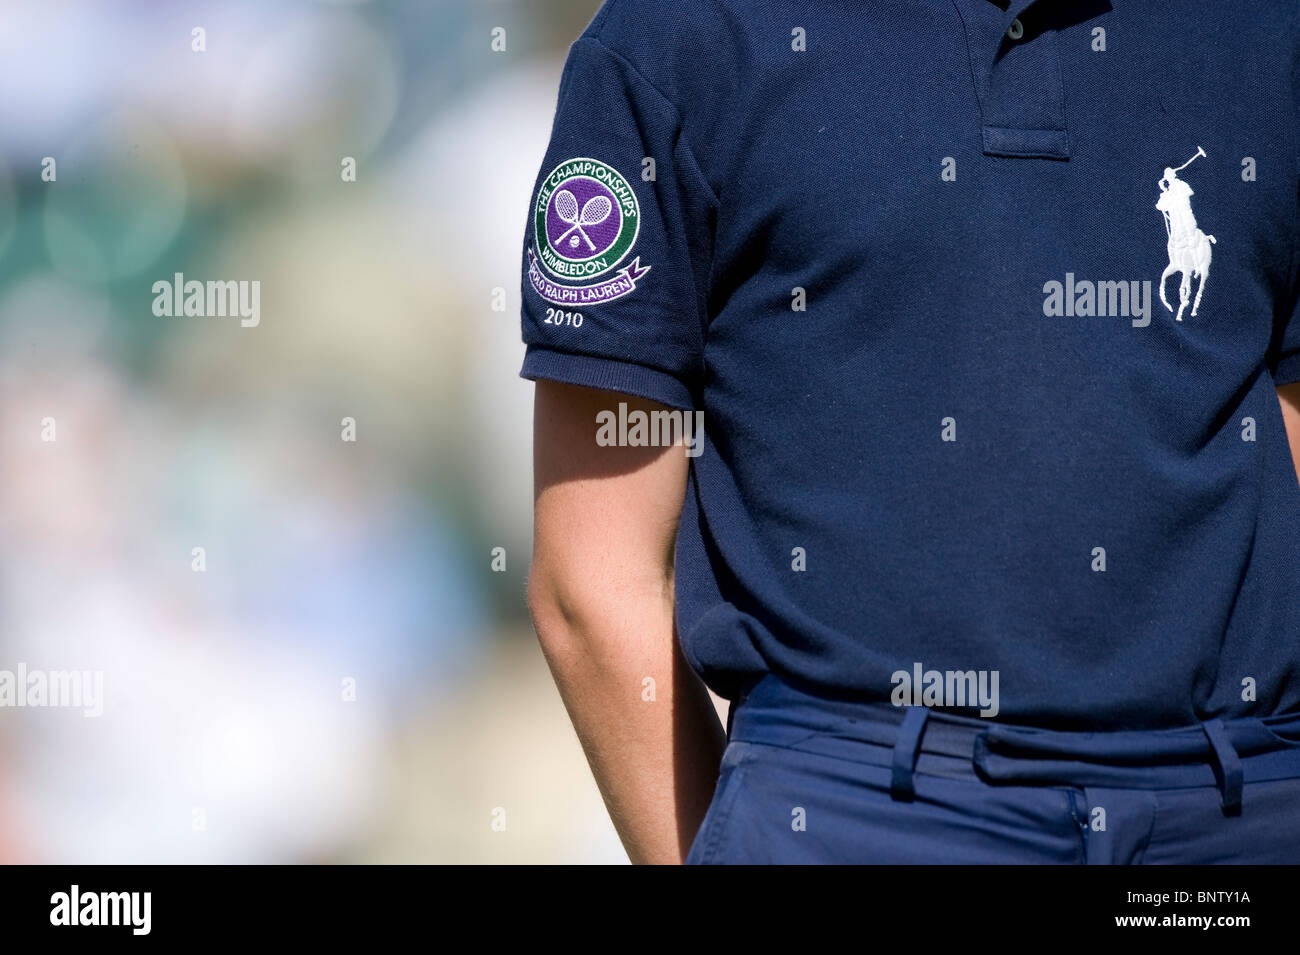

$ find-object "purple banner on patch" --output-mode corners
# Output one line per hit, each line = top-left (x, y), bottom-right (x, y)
(528, 247), (650, 307)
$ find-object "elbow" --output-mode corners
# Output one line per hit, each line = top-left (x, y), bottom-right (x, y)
(526, 559), (592, 657)
(525, 565), (565, 645)
(526, 555), (673, 659)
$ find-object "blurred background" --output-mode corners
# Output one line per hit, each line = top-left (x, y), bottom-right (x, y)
(0, 0), (651, 863)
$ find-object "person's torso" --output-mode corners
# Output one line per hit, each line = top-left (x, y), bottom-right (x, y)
(641, 0), (1300, 729)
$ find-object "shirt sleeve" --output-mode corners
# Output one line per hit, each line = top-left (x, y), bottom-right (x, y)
(1273, 36), (1300, 387)
(1279, 236), (1300, 387)
(519, 34), (717, 411)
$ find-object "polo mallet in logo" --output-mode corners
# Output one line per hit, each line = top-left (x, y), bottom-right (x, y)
(1160, 146), (1205, 239)
(553, 189), (613, 252)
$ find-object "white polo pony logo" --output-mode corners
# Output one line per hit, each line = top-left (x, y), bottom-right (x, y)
(1156, 147), (1216, 322)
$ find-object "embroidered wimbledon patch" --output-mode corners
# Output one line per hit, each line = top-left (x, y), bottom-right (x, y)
(529, 157), (650, 306)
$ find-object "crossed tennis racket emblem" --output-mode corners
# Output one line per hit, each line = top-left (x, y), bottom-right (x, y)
(553, 188), (613, 252)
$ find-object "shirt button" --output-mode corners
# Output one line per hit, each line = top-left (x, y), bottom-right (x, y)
(1007, 18), (1024, 40)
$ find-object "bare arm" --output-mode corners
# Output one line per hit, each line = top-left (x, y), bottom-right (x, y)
(1281, 382), (1300, 487)
(527, 380), (727, 865)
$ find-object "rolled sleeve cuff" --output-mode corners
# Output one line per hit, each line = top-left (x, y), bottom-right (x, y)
(520, 345), (697, 410)
(1274, 350), (1300, 387)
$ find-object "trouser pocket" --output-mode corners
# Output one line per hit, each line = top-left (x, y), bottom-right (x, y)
(685, 741), (752, 865)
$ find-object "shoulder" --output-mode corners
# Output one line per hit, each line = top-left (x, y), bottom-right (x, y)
(585, 0), (729, 44)
(576, 0), (747, 100)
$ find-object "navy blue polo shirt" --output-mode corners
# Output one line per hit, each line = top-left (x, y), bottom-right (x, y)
(519, 0), (1300, 730)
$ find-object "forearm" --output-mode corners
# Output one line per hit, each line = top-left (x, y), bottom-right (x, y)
(529, 579), (726, 865)
(1279, 383), (1300, 486)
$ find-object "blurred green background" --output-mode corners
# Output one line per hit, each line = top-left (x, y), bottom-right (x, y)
(0, 0), (645, 863)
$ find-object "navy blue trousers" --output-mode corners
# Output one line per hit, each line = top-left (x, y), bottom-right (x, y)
(687, 674), (1300, 864)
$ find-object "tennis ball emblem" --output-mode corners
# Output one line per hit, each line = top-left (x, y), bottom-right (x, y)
(534, 157), (640, 281)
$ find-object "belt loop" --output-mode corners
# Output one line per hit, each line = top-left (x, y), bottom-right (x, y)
(891, 706), (931, 801)
(1201, 718), (1243, 815)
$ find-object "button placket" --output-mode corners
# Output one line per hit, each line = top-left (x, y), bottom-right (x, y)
(952, 0), (1071, 159)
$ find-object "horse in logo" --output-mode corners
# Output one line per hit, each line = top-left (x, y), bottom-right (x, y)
(1156, 146), (1215, 322)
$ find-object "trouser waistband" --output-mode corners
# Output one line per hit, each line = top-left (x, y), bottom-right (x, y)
(728, 674), (1300, 814)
